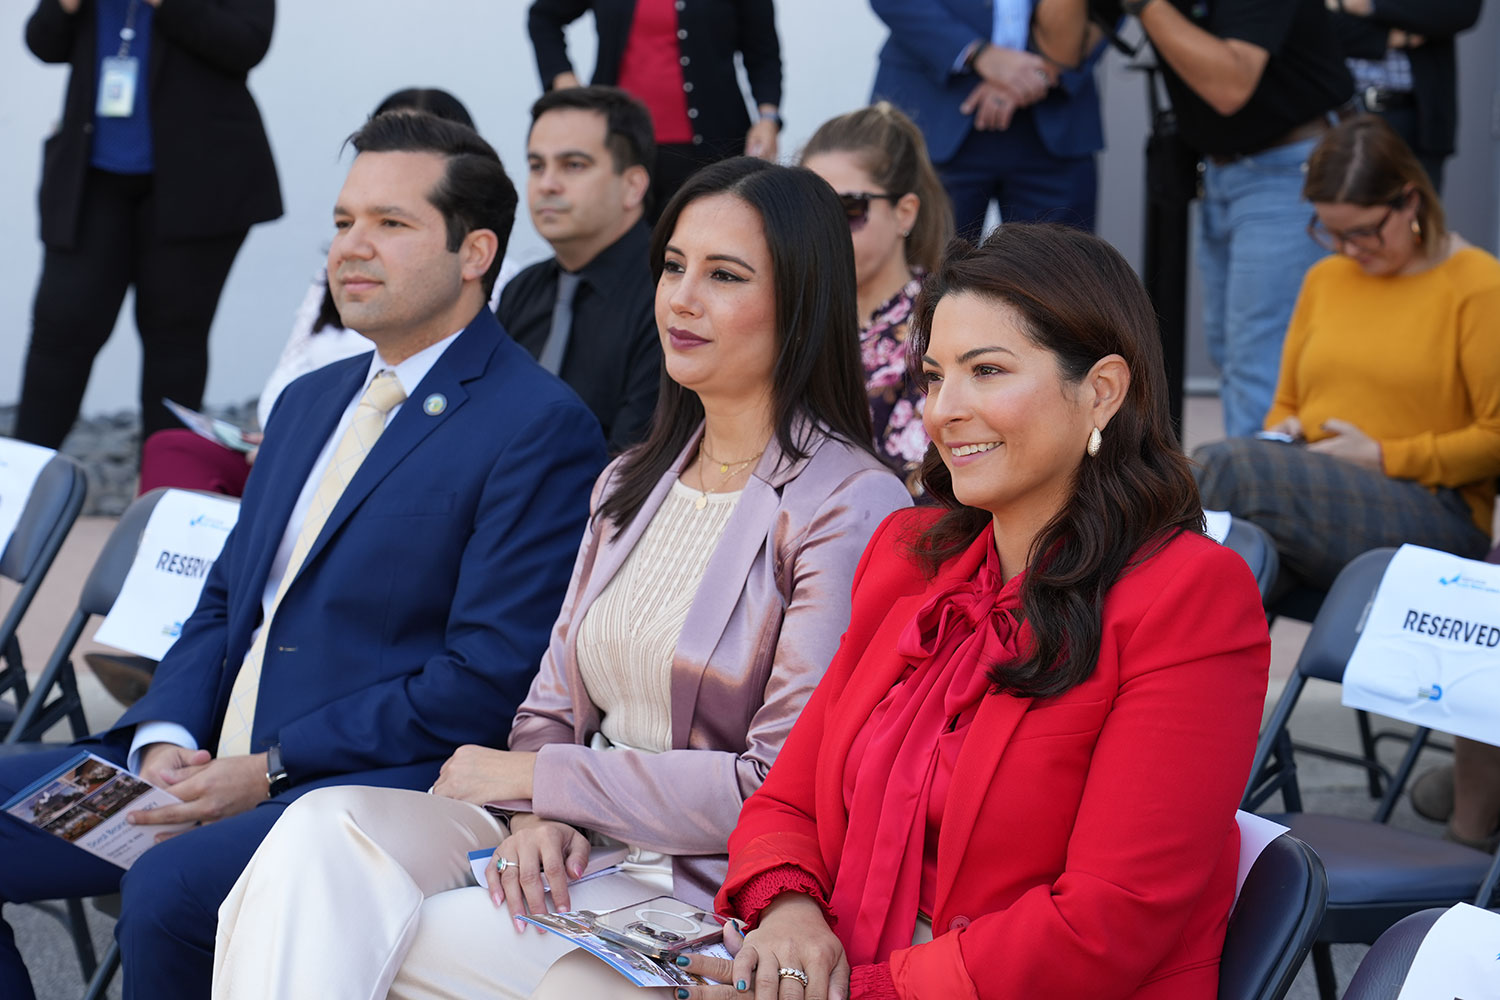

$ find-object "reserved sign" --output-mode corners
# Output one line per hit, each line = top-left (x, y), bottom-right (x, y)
(93, 490), (240, 660)
(1342, 544), (1500, 749)
(0, 438), (57, 563)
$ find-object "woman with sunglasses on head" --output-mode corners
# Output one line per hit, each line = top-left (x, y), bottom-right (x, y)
(602, 223), (1268, 1000)
(209, 157), (910, 1000)
(800, 104), (955, 493)
(1195, 114), (1500, 600)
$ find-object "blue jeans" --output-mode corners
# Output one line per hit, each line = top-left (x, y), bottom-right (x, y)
(1198, 138), (1329, 438)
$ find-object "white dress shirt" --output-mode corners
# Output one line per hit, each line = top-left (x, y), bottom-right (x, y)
(129, 329), (465, 770)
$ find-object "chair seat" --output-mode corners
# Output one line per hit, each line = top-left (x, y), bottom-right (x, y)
(1267, 813), (1493, 905)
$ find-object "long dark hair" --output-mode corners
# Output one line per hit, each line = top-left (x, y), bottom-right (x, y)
(907, 224), (1202, 698)
(799, 101), (953, 275)
(598, 157), (877, 536)
(316, 88), (483, 332)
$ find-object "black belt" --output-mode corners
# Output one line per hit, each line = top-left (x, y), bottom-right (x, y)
(1361, 86), (1416, 113)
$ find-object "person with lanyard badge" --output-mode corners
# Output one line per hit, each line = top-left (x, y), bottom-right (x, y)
(19, 0), (281, 450)
(1035, 0), (1354, 440)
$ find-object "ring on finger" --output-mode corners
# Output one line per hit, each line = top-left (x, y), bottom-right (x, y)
(777, 968), (810, 987)
(495, 855), (517, 873)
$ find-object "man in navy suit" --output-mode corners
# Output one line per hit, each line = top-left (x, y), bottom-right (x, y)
(870, 0), (1104, 238)
(0, 112), (607, 1000)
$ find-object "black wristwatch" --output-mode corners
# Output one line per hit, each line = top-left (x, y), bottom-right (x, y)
(1122, 0), (1157, 16)
(265, 742), (290, 797)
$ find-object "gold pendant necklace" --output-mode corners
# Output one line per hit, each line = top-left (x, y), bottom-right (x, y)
(694, 440), (764, 510)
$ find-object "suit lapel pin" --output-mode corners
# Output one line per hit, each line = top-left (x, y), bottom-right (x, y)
(422, 393), (447, 416)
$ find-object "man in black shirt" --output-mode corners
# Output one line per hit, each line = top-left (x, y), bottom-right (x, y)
(1037, 0), (1352, 438)
(500, 87), (662, 452)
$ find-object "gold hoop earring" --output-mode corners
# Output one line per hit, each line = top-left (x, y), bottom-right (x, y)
(1087, 426), (1102, 457)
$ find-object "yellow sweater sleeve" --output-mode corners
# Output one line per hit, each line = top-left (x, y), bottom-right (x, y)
(1263, 273), (1314, 431)
(1382, 281), (1500, 486)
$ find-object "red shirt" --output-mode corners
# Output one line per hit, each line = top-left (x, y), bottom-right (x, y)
(617, 0), (695, 145)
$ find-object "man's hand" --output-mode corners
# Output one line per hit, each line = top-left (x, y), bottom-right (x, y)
(973, 45), (1058, 107)
(58, 0), (82, 12)
(961, 81), (1018, 131)
(129, 752), (270, 840)
(432, 745), (537, 805)
(138, 743), (212, 790)
(745, 116), (779, 160)
(551, 71), (581, 90)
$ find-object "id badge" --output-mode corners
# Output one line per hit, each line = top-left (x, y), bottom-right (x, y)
(97, 56), (139, 118)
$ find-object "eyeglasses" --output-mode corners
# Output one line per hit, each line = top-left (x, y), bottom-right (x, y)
(838, 191), (899, 232)
(1307, 196), (1408, 252)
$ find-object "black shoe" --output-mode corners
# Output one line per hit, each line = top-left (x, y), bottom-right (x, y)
(83, 652), (158, 707)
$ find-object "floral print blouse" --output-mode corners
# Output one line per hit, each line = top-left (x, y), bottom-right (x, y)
(863, 274), (928, 491)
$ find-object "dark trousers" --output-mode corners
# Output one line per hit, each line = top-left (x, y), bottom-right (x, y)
(1194, 437), (1491, 594)
(1375, 105), (1447, 194)
(17, 169), (246, 449)
(649, 140), (739, 224)
(937, 111), (1098, 241)
(0, 742), (289, 1000)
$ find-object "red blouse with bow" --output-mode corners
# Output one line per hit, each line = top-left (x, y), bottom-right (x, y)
(719, 508), (1270, 999)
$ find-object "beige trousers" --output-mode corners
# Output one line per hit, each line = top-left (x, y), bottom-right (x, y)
(212, 785), (670, 1000)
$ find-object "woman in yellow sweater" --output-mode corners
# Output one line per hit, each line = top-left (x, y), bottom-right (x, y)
(1195, 114), (1500, 598)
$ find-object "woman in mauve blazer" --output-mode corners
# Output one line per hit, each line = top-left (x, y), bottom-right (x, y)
(210, 159), (909, 1000)
(507, 422), (909, 906)
(651, 224), (1271, 1000)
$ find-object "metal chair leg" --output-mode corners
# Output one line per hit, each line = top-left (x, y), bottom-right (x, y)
(81, 940), (120, 1000)
(65, 896), (97, 981)
(1311, 941), (1339, 1000)
(1356, 710), (1383, 798)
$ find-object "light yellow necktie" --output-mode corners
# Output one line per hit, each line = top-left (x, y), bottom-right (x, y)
(217, 370), (407, 757)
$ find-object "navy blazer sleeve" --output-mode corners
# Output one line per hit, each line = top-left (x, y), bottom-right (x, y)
(870, 0), (982, 83)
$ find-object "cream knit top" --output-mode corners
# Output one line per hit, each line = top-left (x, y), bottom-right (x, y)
(575, 480), (740, 753)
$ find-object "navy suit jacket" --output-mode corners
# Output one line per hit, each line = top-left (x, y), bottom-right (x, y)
(870, 0), (1104, 164)
(108, 308), (607, 793)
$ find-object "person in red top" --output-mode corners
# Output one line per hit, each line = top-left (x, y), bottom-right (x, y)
(528, 0), (782, 217)
(655, 224), (1271, 1000)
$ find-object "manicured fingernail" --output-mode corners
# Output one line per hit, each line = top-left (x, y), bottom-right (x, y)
(737, 981), (748, 992)
(513, 916), (526, 931)
(674, 955), (692, 967)
(676, 990), (690, 999)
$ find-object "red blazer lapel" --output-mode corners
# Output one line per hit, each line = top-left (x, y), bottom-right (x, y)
(934, 691), (1029, 917)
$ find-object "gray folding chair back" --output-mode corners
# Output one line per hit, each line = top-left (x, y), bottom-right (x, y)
(0, 453), (88, 733)
(1222, 516), (1280, 603)
(1339, 908), (1446, 1000)
(1239, 547), (1499, 999)
(3, 488), (170, 744)
(1217, 834), (1328, 1000)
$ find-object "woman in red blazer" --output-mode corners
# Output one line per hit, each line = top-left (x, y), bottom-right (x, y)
(661, 224), (1272, 1000)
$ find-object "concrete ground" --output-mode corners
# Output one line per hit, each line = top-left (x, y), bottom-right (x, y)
(0, 397), (1462, 999)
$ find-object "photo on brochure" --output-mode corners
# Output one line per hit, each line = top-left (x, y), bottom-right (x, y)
(516, 895), (731, 988)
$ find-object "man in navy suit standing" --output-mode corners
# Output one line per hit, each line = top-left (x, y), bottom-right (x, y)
(0, 111), (607, 1000)
(870, 0), (1105, 238)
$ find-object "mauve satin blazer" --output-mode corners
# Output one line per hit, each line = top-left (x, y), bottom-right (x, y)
(507, 423), (911, 905)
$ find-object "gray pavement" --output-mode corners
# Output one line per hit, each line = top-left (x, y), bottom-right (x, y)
(0, 399), (1464, 998)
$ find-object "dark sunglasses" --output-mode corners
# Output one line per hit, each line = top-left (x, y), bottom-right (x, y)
(839, 191), (899, 231)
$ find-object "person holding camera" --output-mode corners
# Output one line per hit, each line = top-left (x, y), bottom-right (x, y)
(19, 0), (281, 450)
(1036, 0), (1352, 439)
